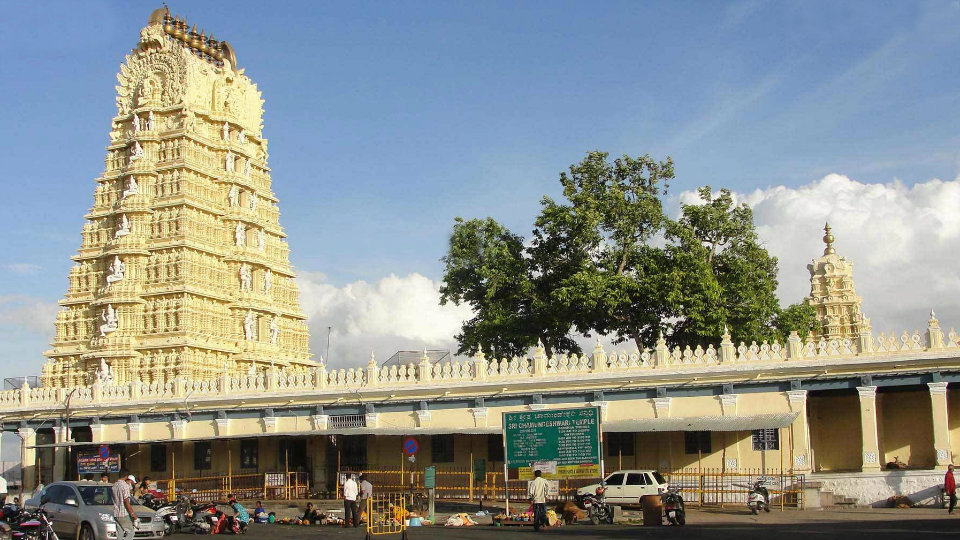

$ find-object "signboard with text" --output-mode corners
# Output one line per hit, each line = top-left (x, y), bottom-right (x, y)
(503, 407), (601, 479)
(77, 452), (121, 474)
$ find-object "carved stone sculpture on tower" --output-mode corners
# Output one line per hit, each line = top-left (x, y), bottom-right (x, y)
(257, 229), (265, 250)
(115, 214), (131, 238)
(121, 175), (139, 199)
(96, 357), (113, 384)
(264, 269), (273, 293)
(222, 121), (230, 141)
(99, 304), (118, 336)
(239, 263), (252, 291)
(147, 110), (154, 131)
(249, 193), (257, 212)
(105, 256), (126, 285)
(225, 151), (235, 172)
(270, 315), (280, 345)
(244, 310), (256, 341)
(129, 141), (144, 163)
(237, 128), (245, 143)
(234, 223), (245, 247)
(228, 185), (239, 207)
(133, 114), (141, 132)
(244, 159), (251, 177)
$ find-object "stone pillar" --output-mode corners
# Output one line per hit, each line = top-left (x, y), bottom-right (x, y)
(927, 311), (944, 350)
(591, 341), (607, 373)
(311, 414), (329, 431)
(215, 418), (231, 437)
(53, 426), (68, 482)
(418, 352), (432, 384)
(928, 382), (951, 469)
(589, 401), (610, 422)
(787, 331), (803, 359)
(366, 353), (379, 387)
(653, 397), (671, 418)
(532, 341), (547, 376)
(720, 328), (736, 363)
(719, 394), (738, 416)
(857, 386), (881, 472)
(473, 351), (487, 381)
(654, 335), (668, 367)
(786, 390), (812, 473)
(415, 410), (432, 429)
(18, 427), (37, 493)
(91, 423), (107, 443)
(470, 408), (488, 428)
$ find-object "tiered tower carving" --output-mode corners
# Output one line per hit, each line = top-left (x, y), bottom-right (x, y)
(41, 9), (312, 388)
(807, 223), (871, 341)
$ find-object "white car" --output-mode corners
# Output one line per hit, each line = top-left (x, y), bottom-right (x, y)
(576, 470), (669, 505)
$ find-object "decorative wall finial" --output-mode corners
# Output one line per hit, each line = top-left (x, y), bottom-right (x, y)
(823, 222), (835, 255)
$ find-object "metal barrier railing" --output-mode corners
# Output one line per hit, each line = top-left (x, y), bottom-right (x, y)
(344, 466), (804, 508)
(366, 493), (409, 540)
(151, 471), (309, 502)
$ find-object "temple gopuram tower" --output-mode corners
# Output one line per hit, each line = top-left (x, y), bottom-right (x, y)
(41, 9), (312, 388)
(807, 223), (871, 341)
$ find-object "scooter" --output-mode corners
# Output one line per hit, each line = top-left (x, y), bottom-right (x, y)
(581, 486), (614, 525)
(661, 486), (685, 526)
(746, 477), (771, 515)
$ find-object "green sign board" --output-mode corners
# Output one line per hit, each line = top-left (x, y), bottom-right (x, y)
(424, 466), (437, 489)
(503, 407), (601, 479)
(472, 458), (486, 483)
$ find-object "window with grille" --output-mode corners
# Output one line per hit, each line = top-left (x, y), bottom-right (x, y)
(150, 444), (167, 472)
(606, 432), (635, 457)
(193, 441), (212, 471)
(240, 439), (258, 469)
(487, 434), (504, 462)
(432, 434), (455, 463)
(752, 429), (779, 451)
(684, 431), (712, 454)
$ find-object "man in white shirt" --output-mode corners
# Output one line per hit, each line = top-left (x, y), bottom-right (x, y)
(342, 474), (359, 527)
(528, 469), (549, 531)
(112, 473), (139, 540)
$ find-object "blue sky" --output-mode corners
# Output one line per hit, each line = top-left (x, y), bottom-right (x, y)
(1, 0), (960, 375)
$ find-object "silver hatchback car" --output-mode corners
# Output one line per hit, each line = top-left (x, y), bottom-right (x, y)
(25, 482), (164, 540)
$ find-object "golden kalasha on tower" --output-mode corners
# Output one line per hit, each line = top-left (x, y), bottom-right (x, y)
(41, 8), (312, 388)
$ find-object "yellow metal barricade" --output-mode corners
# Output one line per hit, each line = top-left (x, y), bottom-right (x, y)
(366, 493), (409, 540)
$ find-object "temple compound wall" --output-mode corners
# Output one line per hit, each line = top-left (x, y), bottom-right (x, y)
(4, 10), (958, 508)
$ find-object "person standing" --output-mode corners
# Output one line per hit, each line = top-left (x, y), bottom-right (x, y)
(343, 474), (360, 527)
(112, 473), (139, 540)
(946, 464), (957, 514)
(528, 470), (549, 532)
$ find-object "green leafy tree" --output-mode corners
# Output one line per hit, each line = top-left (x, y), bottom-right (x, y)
(535, 151), (677, 351)
(669, 187), (781, 346)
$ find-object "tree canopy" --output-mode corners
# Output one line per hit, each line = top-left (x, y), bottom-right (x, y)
(440, 151), (818, 357)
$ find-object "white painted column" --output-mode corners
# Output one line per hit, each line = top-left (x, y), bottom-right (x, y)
(786, 390), (811, 473)
(18, 428), (37, 493)
(928, 382), (951, 469)
(857, 386), (881, 472)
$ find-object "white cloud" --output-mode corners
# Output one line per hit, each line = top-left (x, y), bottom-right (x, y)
(678, 174), (960, 334)
(0, 295), (57, 334)
(4, 263), (42, 275)
(296, 272), (473, 368)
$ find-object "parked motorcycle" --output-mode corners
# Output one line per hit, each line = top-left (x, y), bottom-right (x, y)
(9, 509), (58, 540)
(746, 477), (771, 515)
(140, 494), (181, 536)
(661, 486), (685, 526)
(581, 486), (614, 525)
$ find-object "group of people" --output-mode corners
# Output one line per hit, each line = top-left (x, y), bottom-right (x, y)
(340, 473), (373, 527)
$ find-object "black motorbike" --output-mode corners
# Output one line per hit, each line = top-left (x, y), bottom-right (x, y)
(581, 486), (614, 525)
(661, 486), (685, 526)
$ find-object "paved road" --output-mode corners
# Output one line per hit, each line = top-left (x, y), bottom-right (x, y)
(177, 509), (960, 539)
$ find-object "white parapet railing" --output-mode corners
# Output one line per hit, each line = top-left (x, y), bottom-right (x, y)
(7, 320), (959, 414)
